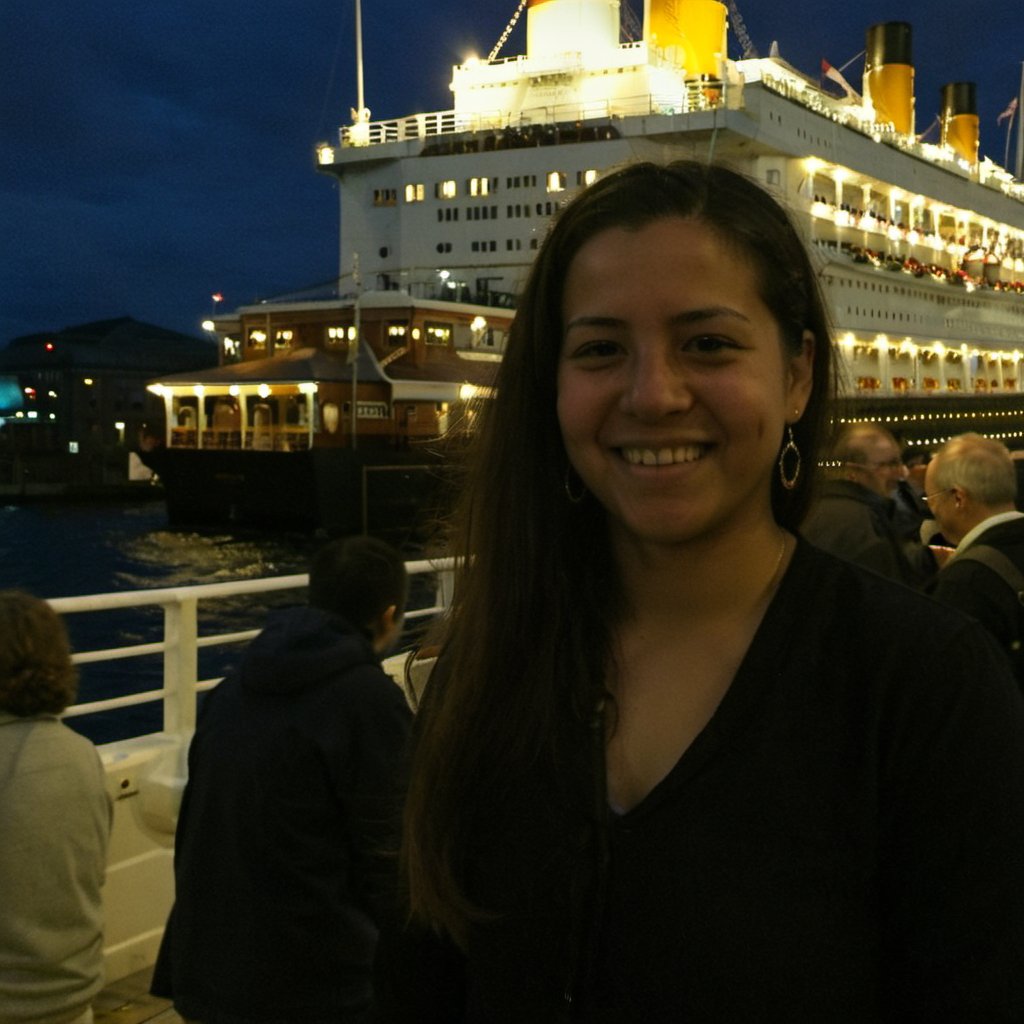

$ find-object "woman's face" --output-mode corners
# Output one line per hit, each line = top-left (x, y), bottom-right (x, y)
(556, 216), (814, 551)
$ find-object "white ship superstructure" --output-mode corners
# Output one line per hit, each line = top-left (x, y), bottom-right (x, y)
(316, 0), (1024, 446)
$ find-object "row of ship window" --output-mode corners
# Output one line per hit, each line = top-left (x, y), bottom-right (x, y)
(434, 239), (539, 254)
(372, 169), (599, 206)
(245, 322), (455, 349)
(437, 202), (560, 222)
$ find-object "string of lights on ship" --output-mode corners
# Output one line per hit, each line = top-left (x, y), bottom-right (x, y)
(800, 150), (1024, 428)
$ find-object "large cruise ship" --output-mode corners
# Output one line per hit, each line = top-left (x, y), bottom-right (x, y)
(144, 0), (1024, 530)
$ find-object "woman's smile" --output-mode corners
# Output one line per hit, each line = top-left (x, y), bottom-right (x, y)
(620, 443), (709, 467)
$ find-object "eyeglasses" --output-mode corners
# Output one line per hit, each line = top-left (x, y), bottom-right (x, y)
(922, 489), (952, 505)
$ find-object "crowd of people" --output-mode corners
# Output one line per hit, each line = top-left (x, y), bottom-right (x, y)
(6, 160), (1024, 1023)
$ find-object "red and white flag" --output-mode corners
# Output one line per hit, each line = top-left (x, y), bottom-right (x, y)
(821, 59), (858, 100)
(997, 97), (1018, 125)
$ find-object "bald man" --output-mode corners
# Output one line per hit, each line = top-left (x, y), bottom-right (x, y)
(925, 433), (1024, 688)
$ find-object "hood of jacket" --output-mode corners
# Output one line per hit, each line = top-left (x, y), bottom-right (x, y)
(238, 605), (377, 696)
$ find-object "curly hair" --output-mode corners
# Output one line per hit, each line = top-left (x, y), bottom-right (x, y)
(0, 590), (78, 717)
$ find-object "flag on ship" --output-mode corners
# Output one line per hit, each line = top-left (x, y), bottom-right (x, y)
(997, 97), (1018, 124)
(821, 59), (859, 100)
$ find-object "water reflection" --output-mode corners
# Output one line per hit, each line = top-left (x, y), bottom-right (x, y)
(0, 502), (384, 744)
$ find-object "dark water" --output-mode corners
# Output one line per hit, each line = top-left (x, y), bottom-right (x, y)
(0, 499), (428, 745)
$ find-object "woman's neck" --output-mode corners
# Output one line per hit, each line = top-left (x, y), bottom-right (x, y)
(613, 520), (792, 627)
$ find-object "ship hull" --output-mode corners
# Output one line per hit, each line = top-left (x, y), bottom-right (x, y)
(139, 443), (453, 537)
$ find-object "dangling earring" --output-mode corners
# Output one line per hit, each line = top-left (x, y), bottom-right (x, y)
(778, 425), (801, 491)
(564, 464), (586, 504)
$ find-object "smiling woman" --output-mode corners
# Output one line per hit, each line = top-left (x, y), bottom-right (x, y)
(376, 162), (1024, 1022)
(557, 217), (813, 555)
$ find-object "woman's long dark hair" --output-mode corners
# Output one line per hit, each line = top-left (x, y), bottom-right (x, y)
(401, 161), (836, 944)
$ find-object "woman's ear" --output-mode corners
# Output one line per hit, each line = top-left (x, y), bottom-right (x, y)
(786, 330), (815, 416)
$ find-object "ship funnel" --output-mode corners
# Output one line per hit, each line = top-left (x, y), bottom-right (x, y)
(863, 21), (914, 135)
(646, 0), (727, 82)
(526, 0), (620, 60)
(940, 82), (979, 165)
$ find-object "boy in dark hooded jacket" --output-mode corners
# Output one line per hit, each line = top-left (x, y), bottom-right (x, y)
(152, 536), (411, 1023)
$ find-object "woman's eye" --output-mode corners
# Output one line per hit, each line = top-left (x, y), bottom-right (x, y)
(570, 339), (621, 359)
(686, 335), (736, 354)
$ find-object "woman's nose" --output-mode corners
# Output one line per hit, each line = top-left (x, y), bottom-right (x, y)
(623, 348), (693, 419)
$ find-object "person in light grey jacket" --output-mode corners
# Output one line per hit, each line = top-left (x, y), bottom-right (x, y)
(0, 590), (112, 1024)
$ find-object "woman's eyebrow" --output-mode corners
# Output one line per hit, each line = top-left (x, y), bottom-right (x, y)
(565, 306), (751, 332)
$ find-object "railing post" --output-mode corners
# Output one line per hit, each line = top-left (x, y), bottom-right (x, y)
(436, 565), (455, 611)
(163, 598), (199, 735)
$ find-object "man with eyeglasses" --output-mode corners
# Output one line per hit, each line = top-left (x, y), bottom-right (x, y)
(802, 422), (935, 586)
(925, 433), (1024, 690)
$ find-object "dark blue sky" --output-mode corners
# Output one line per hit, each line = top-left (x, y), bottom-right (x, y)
(1, 1), (1019, 345)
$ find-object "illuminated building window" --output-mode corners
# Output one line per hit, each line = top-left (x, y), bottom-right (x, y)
(248, 329), (267, 349)
(327, 325), (347, 347)
(374, 188), (398, 206)
(425, 321), (453, 346)
(468, 176), (489, 197)
(578, 169), (598, 187)
(405, 183), (425, 203)
(547, 172), (567, 193)
(274, 329), (294, 351)
(436, 180), (458, 200)
(386, 321), (409, 347)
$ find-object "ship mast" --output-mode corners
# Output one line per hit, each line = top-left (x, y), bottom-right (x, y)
(349, 0), (370, 144)
(355, 0), (365, 117)
(1017, 61), (1024, 180)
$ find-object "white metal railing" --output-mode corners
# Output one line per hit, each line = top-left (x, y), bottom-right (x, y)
(50, 558), (454, 734)
(337, 84), (725, 148)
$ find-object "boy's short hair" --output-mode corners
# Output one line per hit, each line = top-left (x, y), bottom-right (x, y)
(308, 536), (408, 630)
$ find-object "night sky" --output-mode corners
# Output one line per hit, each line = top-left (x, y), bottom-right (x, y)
(2, 0), (1019, 345)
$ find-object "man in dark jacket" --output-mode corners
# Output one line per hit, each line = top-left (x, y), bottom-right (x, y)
(152, 536), (412, 1023)
(925, 433), (1024, 689)
(802, 422), (934, 587)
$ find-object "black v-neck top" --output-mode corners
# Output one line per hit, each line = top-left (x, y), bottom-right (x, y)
(376, 541), (1024, 1023)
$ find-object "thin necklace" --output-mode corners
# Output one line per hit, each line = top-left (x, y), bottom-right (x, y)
(765, 530), (789, 596)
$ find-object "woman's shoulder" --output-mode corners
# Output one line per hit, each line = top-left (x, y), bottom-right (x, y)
(790, 538), (970, 632)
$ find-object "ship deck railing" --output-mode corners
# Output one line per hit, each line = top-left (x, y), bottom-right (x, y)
(168, 424), (313, 451)
(53, 555), (452, 732)
(334, 61), (1024, 205)
(337, 84), (723, 148)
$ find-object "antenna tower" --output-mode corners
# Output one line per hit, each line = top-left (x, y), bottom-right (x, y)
(725, 0), (757, 59)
